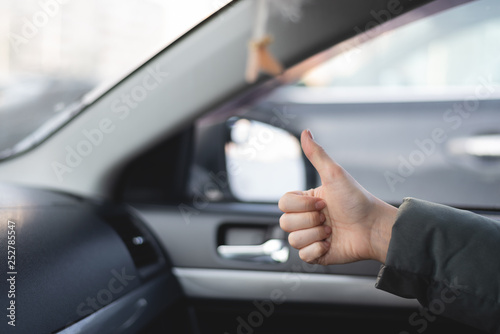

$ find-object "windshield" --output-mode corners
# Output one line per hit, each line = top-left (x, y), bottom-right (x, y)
(0, 0), (232, 156)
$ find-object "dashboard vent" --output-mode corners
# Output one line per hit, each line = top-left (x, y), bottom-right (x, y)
(100, 206), (166, 280)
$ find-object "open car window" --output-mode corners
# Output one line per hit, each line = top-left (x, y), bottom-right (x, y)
(189, 0), (500, 209)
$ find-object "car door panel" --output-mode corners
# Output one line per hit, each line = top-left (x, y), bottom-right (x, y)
(133, 205), (416, 308)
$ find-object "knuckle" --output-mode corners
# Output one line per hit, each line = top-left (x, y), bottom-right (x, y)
(278, 197), (286, 211)
(288, 233), (296, 248)
(315, 242), (329, 259)
(305, 198), (317, 211)
(279, 214), (290, 232)
(316, 226), (326, 239)
(308, 211), (320, 226)
(325, 164), (343, 178)
(299, 250), (316, 264)
(288, 232), (300, 248)
(298, 250), (308, 262)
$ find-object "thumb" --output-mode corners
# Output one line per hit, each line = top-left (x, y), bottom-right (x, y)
(301, 129), (341, 183)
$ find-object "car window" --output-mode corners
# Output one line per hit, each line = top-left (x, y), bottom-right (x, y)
(0, 0), (232, 156)
(191, 0), (500, 209)
(300, 0), (500, 89)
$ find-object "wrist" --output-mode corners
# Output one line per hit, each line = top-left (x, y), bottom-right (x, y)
(369, 200), (398, 263)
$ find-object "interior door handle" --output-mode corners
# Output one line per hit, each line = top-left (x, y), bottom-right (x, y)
(217, 239), (289, 263)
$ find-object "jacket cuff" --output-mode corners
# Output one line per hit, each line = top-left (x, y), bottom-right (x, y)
(374, 197), (500, 332)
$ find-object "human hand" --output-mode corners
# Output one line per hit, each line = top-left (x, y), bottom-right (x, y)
(278, 130), (398, 265)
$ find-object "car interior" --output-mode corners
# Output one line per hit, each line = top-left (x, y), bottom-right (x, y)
(0, 0), (498, 333)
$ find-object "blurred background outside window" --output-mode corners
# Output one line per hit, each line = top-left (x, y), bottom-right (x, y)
(0, 0), (231, 152)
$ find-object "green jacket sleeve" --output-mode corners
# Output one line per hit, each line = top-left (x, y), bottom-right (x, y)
(375, 198), (500, 333)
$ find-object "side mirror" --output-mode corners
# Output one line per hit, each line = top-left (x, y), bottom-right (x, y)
(190, 117), (316, 203)
(225, 117), (314, 202)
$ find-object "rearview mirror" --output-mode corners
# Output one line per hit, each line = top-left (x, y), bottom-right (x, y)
(225, 118), (307, 202)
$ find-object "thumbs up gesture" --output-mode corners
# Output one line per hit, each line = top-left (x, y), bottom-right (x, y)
(278, 130), (398, 265)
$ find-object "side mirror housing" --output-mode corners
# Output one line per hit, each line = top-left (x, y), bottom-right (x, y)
(190, 116), (316, 203)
